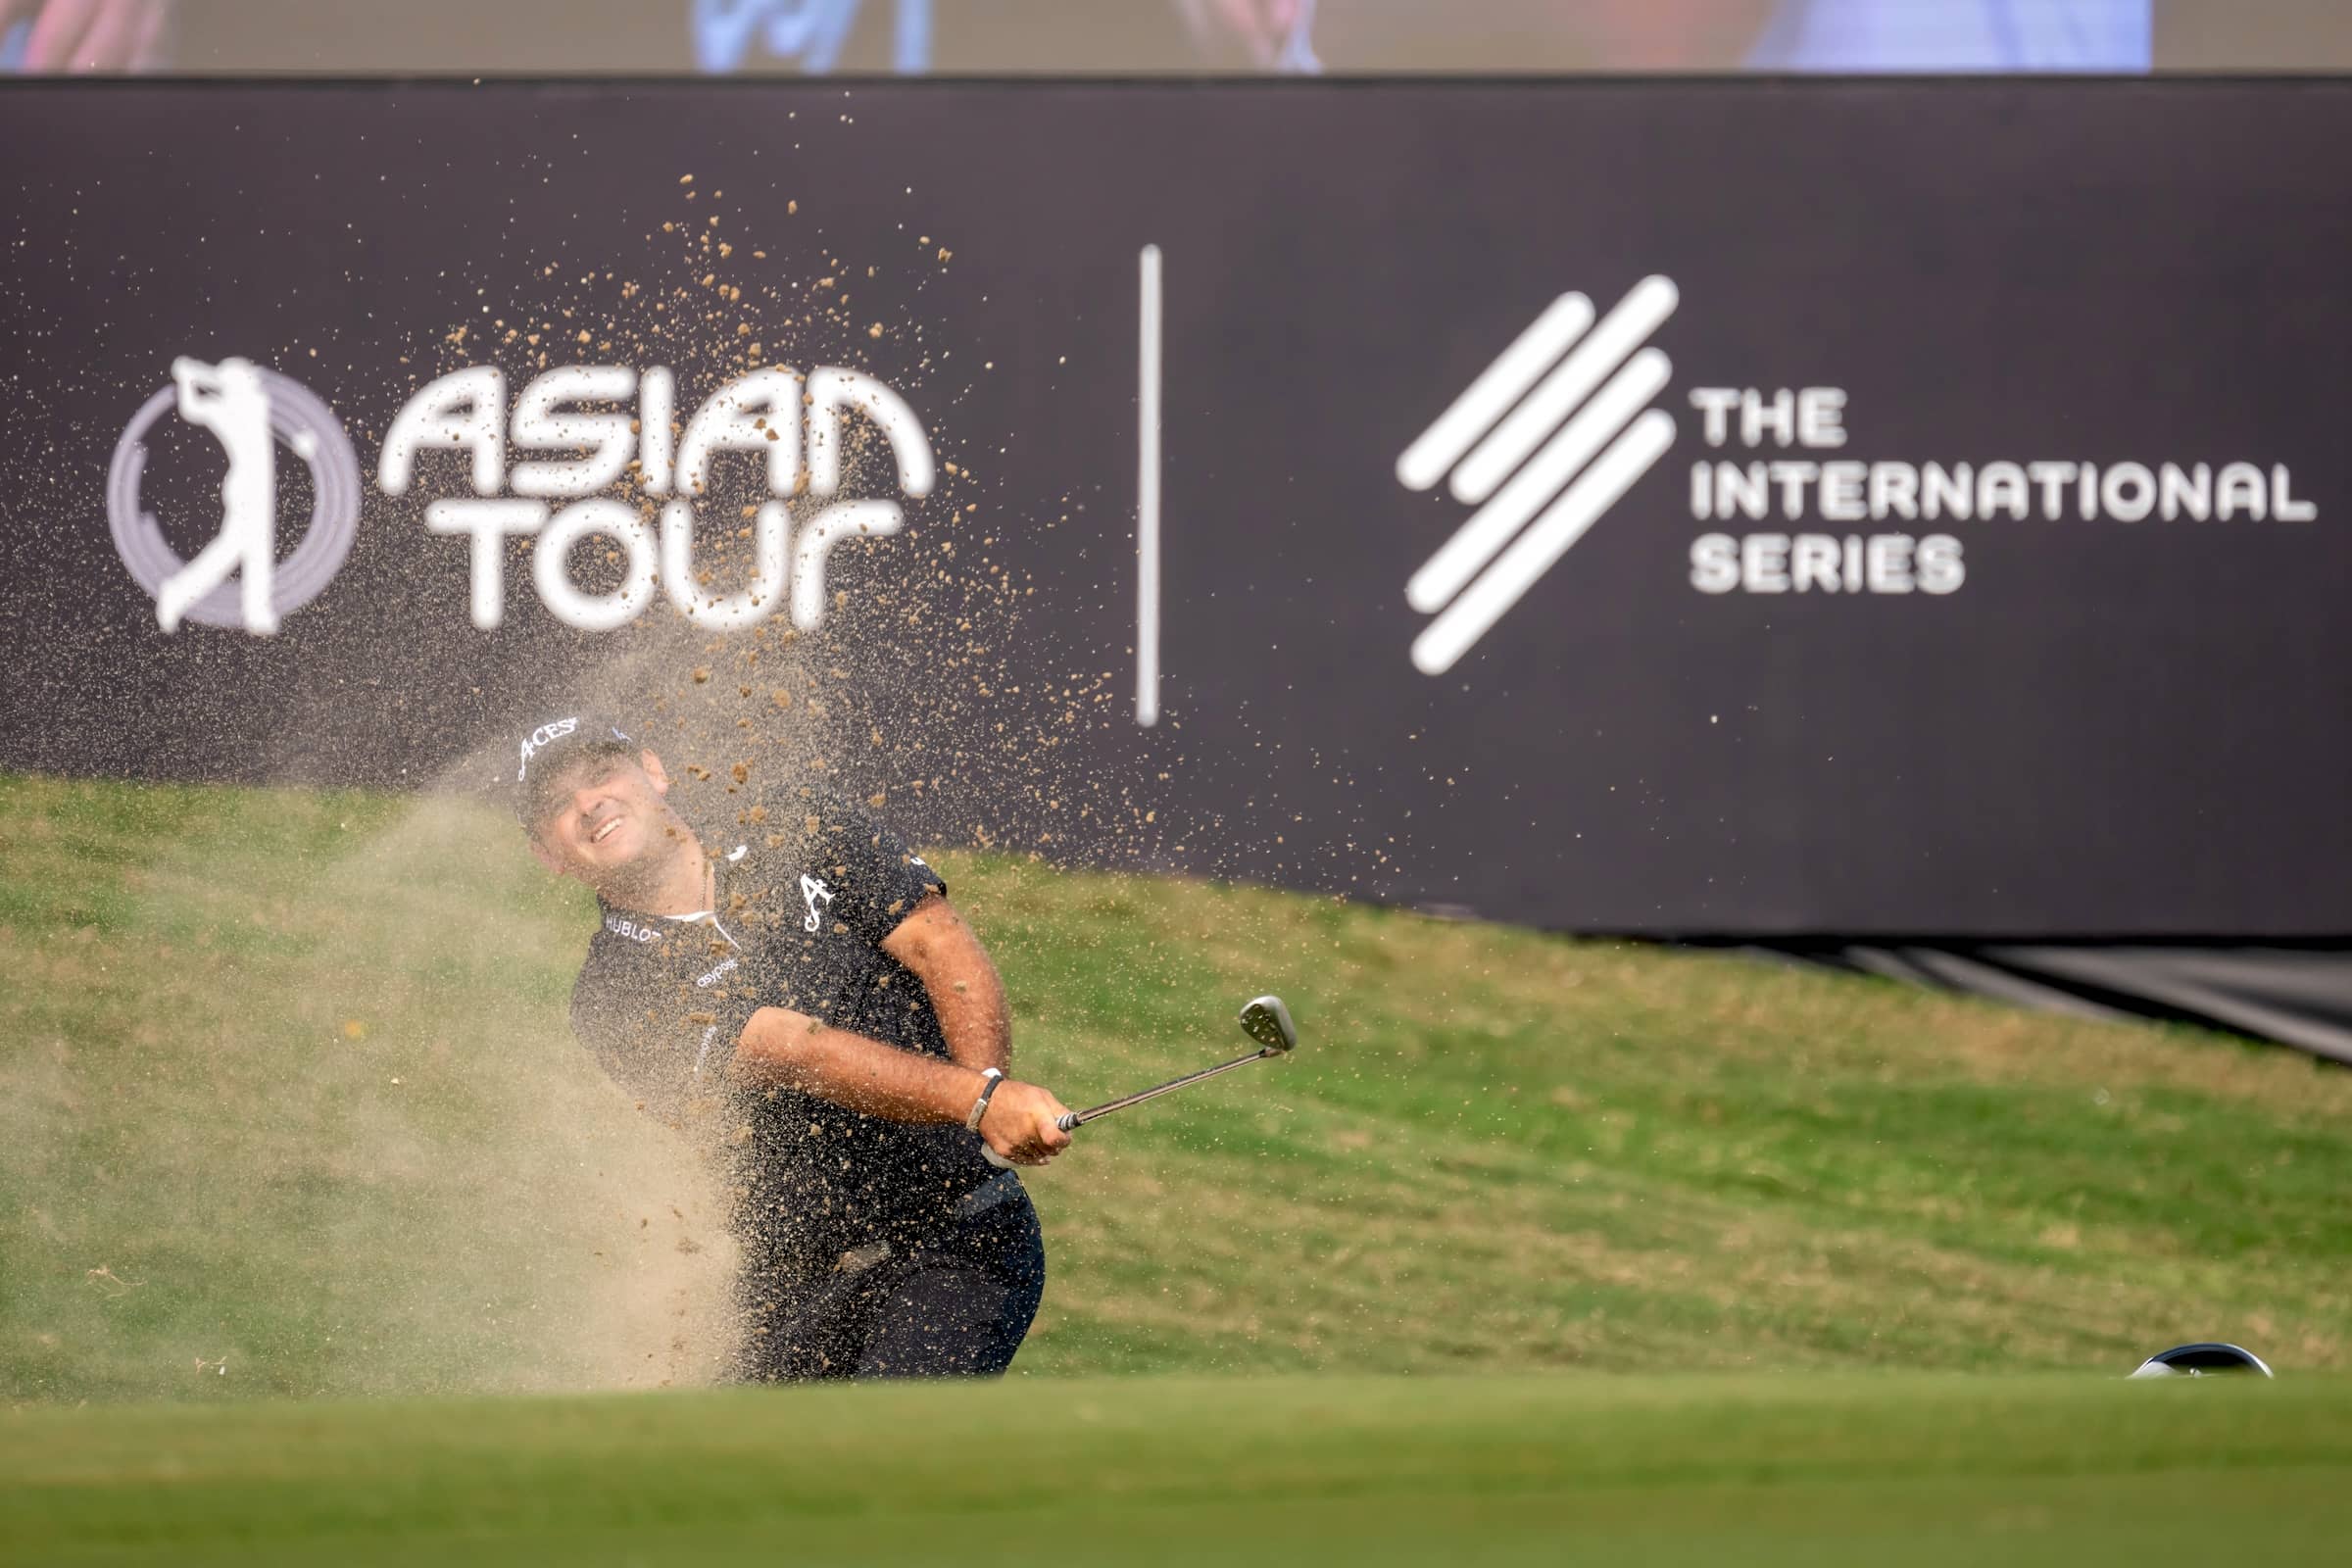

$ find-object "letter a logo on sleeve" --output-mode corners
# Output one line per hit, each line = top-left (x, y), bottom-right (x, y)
(107, 357), (364, 635)
(801, 874), (836, 932)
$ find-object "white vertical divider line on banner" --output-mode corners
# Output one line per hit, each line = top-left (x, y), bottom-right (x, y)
(1135, 243), (1164, 727)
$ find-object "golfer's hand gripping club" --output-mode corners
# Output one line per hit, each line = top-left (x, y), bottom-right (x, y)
(973, 1077), (1072, 1168)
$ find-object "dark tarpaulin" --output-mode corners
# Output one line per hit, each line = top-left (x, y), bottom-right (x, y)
(1726, 943), (2352, 1066)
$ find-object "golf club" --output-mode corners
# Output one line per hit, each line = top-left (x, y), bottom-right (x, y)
(1055, 995), (1299, 1131)
(978, 996), (1298, 1167)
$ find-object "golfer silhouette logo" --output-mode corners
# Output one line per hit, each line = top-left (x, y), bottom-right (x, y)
(161, 360), (278, 632)
(106, 356), (364, 636)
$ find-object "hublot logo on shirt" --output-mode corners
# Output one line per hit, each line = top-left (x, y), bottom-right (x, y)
(604, 912), (661, 944)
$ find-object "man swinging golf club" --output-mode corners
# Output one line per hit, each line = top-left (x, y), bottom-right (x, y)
(512, 713), (1073, 1382)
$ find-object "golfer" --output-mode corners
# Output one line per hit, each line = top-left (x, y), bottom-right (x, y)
(511, 714), (1072, 1381)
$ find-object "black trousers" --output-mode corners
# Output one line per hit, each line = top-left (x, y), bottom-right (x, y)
(731, 1179), (1046, 1382)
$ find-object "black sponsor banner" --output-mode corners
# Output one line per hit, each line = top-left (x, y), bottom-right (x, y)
(1, 80), (2346, 937)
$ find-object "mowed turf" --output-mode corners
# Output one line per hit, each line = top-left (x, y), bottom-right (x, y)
(3, 769), (2351, 1406)
(5, 1374), (2350, 1565)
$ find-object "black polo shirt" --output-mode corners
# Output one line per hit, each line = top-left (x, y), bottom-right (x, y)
(566, 794), (999, 1269)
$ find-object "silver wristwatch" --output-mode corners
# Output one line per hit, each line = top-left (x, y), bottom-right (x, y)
(965, 1066), (1005, 1131)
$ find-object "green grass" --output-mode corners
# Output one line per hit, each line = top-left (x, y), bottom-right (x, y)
(5, 1374), (2349, 1565)
(3, 768), (2351, 1407)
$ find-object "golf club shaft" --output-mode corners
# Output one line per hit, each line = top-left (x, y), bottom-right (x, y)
(1056, 1047), (1278, 1130)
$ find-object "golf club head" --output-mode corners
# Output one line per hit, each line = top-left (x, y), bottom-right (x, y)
(1238, 995), (1298, 1054)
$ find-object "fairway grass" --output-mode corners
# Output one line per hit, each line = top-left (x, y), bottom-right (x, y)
(5, 1374), (2349, 1564)
(4, 770), (2352, 1404)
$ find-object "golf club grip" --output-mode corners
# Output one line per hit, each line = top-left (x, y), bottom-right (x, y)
(1055, 1111), (1081, 1132)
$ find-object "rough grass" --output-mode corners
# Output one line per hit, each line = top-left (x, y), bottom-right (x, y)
(4, 1374), (2349, 1565)
(3, 769), (2350, 1404)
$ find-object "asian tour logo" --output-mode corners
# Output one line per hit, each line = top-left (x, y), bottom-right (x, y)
(106, 357), (365, 634)
(382, 363), (932, 634)
(109, 357), (934, 637)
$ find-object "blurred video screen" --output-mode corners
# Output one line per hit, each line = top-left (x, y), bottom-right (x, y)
(1, 1), (2345, 75)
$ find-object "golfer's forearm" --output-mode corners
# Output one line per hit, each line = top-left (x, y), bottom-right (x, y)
(883, 898), (1013, 1071)
(731, 1005), (978, 1125)
(926, 956), (1011, 1072)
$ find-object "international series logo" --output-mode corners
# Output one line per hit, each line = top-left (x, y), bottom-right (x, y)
(1397, 275), (2317, 674)
(1396, 277), (1680, 676)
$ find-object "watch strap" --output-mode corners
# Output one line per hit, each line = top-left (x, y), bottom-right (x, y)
(965, 1066), (1006, 1132)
